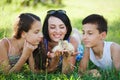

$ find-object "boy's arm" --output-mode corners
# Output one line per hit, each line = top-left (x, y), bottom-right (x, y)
(111, 42), (120, 70)
(78, 47), (90, 73)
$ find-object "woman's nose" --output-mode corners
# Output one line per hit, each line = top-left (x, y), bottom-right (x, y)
(55, 27), (60, 33)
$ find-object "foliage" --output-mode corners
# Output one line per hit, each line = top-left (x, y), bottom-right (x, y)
(0, 0), (120, 79)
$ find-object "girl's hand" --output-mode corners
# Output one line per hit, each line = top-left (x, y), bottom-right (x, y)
(22, 40), (38, 58)
(24, 40), (38, 51)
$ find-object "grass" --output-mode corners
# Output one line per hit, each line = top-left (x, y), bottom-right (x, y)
(0, 0), (120, 79)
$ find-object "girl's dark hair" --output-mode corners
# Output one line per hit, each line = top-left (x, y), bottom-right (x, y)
(82, 14), (108, 34)
(33, 10), (73, 70)
(33, 41), (47, 70)
(13, 13), (41, 39)
(42, 10), (72, 41)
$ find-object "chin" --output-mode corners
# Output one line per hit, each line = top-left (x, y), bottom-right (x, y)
(52, 39), (61, 42)
(84, 45), (91, 48)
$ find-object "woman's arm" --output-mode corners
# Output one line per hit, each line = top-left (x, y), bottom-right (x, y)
(61, 36), (78, 74)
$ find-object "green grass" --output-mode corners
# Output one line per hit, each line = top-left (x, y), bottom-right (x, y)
(0, 0), (120, 79)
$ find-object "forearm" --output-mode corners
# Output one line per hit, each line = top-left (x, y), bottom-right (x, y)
(9, 50), (32, 73)
(46, 56), (60, 72)
(78, 47), (90, 73)
(28, 54), (38, 73)
(62, 55), (76, 74)
(0, 60), (11, 73)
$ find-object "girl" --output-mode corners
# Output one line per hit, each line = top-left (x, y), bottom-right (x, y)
(0, 13), (43, 73)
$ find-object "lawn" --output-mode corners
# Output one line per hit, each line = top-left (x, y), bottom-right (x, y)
(0, 0), (120, 79)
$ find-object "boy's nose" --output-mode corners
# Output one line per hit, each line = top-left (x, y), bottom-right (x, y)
(82, 34), (87, 40)
(39, 32), (43, 37)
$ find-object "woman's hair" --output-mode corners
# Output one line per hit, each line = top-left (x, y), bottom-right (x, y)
(42, 10), (72, 41)
(13, 13), (41, 39)
(33, 41), (47, 70)
(33, 10), (73, 70)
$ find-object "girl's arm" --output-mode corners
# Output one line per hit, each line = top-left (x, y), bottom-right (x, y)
(28, 54), (39, 73)
(9, 41), (37, 73)
(111, 42), (120, 71)
(0, 39), (11, 73)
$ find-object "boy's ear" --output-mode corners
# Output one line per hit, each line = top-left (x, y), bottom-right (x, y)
(21, 31), (27, 39)
(101, 32), (107, 39)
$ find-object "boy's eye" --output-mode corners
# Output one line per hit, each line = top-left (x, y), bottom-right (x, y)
(88, 32), (93, 35)
(82, 32), (85, 35)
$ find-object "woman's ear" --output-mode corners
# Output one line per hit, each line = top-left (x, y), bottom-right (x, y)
(21, 31), (27, 39)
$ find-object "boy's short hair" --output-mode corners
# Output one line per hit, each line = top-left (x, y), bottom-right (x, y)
(82, 14), (108, 34)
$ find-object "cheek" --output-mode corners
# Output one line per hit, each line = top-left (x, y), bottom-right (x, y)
(26, 34), (37, 43)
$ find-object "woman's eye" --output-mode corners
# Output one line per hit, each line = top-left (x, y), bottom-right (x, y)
(50, 26), (55, 29)
(59, 25), (65, 29)
(60, 26), (65, 29)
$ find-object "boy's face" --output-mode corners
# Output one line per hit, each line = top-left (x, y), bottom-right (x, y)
(82, 23), (105, 48)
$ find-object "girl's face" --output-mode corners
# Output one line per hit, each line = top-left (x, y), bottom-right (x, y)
(25, 20), (43, 45)
(82, 23), (104, 48)
(48, 16), (67, 42)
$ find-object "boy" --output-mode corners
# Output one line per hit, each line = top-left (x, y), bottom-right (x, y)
(79, 14), (120, 74)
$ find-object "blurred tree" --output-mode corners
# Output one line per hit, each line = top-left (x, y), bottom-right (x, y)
(51, 0), (62, 5)
(21, 0), (30, 6)
(6, 0), (12, 3)
(20, 0), (62, 7)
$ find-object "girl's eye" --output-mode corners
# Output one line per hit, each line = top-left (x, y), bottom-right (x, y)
(34, 30), (39, 34)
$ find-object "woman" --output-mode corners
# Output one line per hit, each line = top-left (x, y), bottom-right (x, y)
(33, 10), (79, 74)
(0, 13), (43, 73)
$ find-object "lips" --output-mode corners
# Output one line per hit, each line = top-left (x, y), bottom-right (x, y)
(83, 41), (90, 45)
(53, 34), (62, 38)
